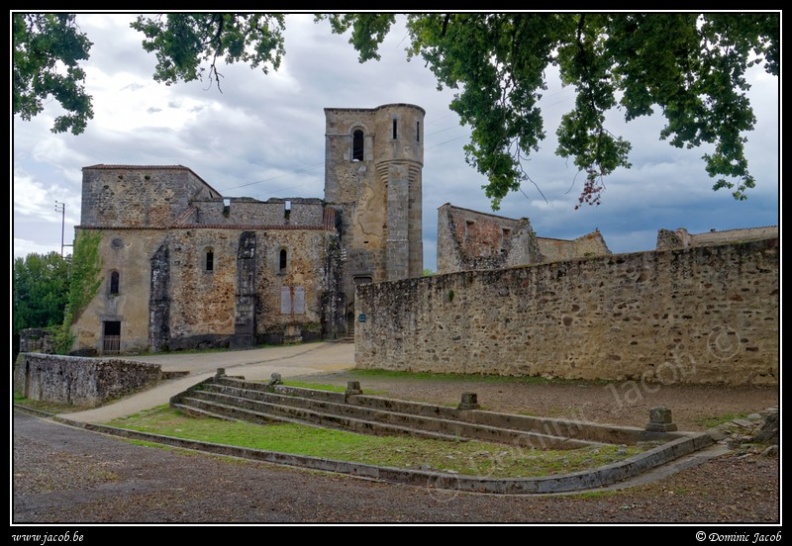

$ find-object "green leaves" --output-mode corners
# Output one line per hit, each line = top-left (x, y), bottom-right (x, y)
(329, 12), (777, 208)
(321, 14), (396, 62)
(13, 12), (777, 207)
(13, 251), (71, 333)
(130, 14), (286, 89)
(12, 13), (94, 134)
(63, 230), (103, 327)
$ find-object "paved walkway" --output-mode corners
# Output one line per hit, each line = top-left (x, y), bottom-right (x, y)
(64, 341), (355, 424)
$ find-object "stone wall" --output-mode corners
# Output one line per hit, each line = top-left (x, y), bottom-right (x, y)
(192, 197), (326, 226)
(14, 353), (162, 407)
(537, 230), (611, 263)
(72, 225), (341, 353)
(81, 165), (219, 228)
(436, 204), (539, 274)
(657, 226), (779, 250)
(436, 203), (609, 274)
(18, 328), (57, 354)
(355, 238), (779, 386)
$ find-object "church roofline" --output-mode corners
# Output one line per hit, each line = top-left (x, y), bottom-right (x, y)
(82, 164), (223, 197)
(324, 103), (426, 115)
(439, 202), (528, 223)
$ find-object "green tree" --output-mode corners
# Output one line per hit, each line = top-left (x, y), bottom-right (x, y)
(12, 12), (778, 207)
(12, 13), (94, 135)
(129, 13), (286, 90)
(13, 251), (71, 335)
(326, 13), (778, 208)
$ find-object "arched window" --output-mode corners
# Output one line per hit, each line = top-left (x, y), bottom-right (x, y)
(204, 247), (215, 272)
(279, 248), (288, 272)
(352, 129), (364, 161)
(109, 270), (120, 295)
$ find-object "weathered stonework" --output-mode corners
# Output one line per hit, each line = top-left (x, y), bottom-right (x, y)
(14, 353), (162, 407)
(436, 203), (609, 274)
(355, 238), (779, 386)
(325, 104), (424, 327)
(657, 225), (779, 250)
(536, 230), (611, 263)
(71, 104), (425, 355)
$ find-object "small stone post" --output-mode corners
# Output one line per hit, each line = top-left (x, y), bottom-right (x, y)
(646, 406), (677, 432)
(344, 381), (362, 403)
(458, 392), (480, 410)
(346, 381), (362, 396)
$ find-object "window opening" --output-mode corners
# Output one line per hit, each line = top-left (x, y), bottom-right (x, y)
(352, 130), (364, 161)
(465, 220), (475, 239)
(392, 119), (398, 139)
(279, 248), (288, 272)
(109, 271), (119, 295)
(204, 248), (214, 272)
(416, 121), (420, 142)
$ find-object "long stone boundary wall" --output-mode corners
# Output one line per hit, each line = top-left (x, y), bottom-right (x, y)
(354, 238), (779, 386)
(14, 353), (162, 407)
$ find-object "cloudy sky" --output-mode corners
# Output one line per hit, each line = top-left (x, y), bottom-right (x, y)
(12, 13), (780, 272)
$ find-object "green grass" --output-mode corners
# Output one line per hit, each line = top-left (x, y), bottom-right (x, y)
(108, 406), (645, 479)
(13, 395), (85, 414)
(348, 368), (555, 384)
(347, 368), (612, 387)
(279, 380), (348, 393)
(696, 413), (748, 429)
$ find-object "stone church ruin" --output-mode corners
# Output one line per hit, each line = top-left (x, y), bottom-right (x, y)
(59, 102), (778, 388)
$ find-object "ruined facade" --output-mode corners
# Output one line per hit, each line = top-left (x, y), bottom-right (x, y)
(656, 225), (779, 250)
(71, 104), (425, 355)
(436, 203), (610, 274)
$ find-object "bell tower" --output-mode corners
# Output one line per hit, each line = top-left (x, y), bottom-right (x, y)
(324, 104), (425, 327)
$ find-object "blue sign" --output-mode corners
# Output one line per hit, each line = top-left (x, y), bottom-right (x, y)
(358, 314), (366, 323)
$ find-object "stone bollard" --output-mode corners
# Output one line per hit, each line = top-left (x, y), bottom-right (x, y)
(268, 373), (283, 386)
(215, 368), (226, 378)
(344, 381), (362, 403)
(346, 381), (362, 396)
(458, 392), (480, 410)
(646, 406), (678, 432)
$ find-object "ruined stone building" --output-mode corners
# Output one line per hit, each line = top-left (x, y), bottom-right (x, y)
(71, 104), (425, 355)
(436, 204), (610, 274)
(656, 225), (779, 250)
(69, 101), (613, 356)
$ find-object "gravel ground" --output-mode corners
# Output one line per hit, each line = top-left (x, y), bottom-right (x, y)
(12, 373), (779, 526)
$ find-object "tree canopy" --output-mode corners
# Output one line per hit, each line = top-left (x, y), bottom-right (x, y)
(12, 12), (779, 208)
(13, 251), (71, 334)
(12, 13), (94, 135)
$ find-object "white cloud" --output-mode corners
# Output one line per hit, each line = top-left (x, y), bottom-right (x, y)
(12, 170), (50, 217)
(12, 13), (779, 267)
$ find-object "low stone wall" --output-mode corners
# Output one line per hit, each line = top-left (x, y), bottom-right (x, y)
(14, 353), (162, 408)
(355, 238), (779, 386)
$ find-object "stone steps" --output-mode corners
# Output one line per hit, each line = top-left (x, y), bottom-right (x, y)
(169, 376), (682, 449)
